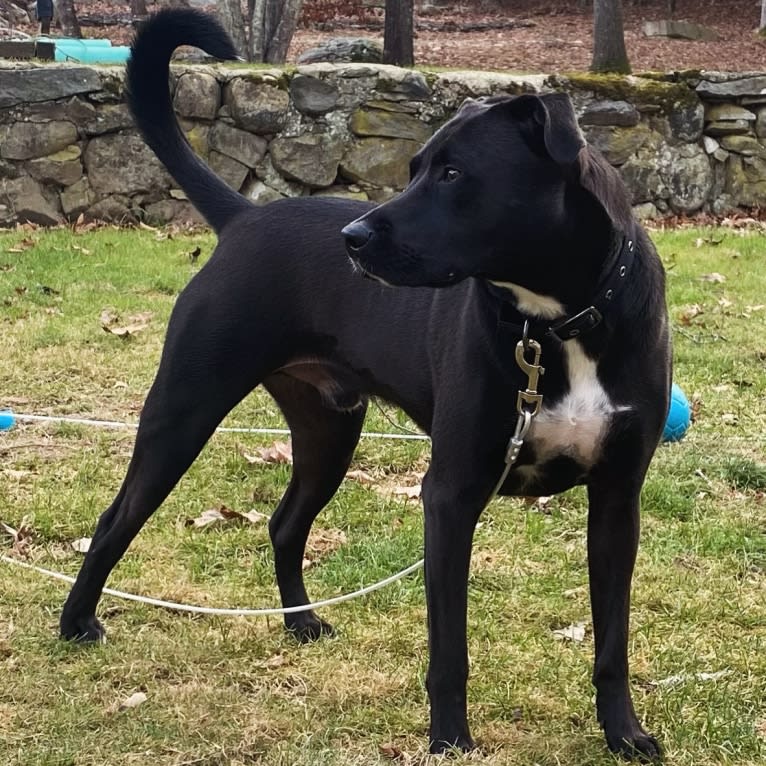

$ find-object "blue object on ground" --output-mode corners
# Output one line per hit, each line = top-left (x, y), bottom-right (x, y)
(662, 383), (691, 442)
(0, 410), (15, 431)
(37, 37), (130, 64)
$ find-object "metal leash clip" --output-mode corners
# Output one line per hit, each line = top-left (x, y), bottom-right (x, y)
(489, 322), (548, 499)
(514, 327), (545, 418)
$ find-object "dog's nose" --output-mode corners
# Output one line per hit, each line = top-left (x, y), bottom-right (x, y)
(342, 220), (374, 251)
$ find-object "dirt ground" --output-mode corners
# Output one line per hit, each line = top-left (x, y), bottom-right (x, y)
(11, 0), (765, 74)
(292, 0), (766, 73)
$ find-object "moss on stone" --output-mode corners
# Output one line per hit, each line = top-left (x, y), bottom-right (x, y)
(556, 71), (699, 112)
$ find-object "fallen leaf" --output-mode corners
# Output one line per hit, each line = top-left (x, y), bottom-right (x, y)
(302, 527), (347, 569)
(100, 309), (152, 338)
(71, 244), (91, 255)
(185, 506), (269, 529)
(70, 537), (93, 553)
(378, 743), (404, 760)
(552, 622), (586, 642)
(721, 413), (738, 425)
(391, 484), (421, 500)
(678, 304), (704, 325)
(6, 237), (36, 254)
(71, 537), (92, 553)
(1, 517), (34, 557)
(699, 272), (726, 283)
(690, 396), (702, 422)
(242, 509), (270, 525)
(187, 506), (248, 528)
(115, 691), (147, 712)
(243, 440), (293, 465)
(524, 495), (553, 512)
(346, 469), (376, 485)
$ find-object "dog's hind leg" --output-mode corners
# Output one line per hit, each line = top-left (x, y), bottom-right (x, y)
(59, 377), (257, 642)
(263, 373), (366, 642)
(60, 289), (271, 642)
(587, 476), (661, 761)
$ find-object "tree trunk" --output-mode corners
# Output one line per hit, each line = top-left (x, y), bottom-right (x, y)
(264, 0), (303, 63)
(217, 0), (248, 58)
(130, 0), (148, 24)
(249, 0), (267, 60)
(384, 0), (414, 66)
(590, 0), (630, 74)
(761, 0), (766, 33)
(56, 0), (82, 37)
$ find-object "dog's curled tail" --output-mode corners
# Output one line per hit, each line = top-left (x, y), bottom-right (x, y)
(127, 9), (252, 233)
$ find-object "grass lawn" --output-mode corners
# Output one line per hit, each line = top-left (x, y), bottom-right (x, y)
(0, 223), (764, 766)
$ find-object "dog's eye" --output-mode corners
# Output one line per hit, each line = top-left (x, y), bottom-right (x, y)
(442, 167), (461, 183)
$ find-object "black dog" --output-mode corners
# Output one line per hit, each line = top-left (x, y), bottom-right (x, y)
(60, 9), (670, 760)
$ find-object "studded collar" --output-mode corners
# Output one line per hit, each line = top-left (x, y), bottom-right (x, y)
(494, 232), (637, 343)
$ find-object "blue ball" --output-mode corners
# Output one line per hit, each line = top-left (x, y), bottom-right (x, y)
(0, 410), (15, 431)
(662, 383), (691, 443)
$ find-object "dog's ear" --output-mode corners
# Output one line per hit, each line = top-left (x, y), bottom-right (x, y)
(537, 93), (586, 166)
(498, 93), (585, 167)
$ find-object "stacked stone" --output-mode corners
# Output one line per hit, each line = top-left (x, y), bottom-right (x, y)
(697, 74), (766, 212)
(2, 61), (766, 227)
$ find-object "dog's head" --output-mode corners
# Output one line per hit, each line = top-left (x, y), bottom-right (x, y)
(342, 93), (632, 291)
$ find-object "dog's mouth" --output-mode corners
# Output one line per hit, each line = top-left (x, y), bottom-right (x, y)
(347, 256), (393, 287)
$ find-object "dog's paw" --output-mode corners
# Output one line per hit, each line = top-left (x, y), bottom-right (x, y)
(284, 613), (334, 644)
(59, 614), (106, 644)
(428, 734), (475, 755)
(606, 730), (662, 762)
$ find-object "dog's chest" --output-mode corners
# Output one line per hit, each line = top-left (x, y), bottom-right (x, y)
(526, 341), (621, 468)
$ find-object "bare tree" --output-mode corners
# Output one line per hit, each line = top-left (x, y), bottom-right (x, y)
(590, 0), (630, 74)
(217, 0), (303, 63)
(130, 0), (148, 25)
(264, 0), (303, 63)
(56, 0), (82, 36)
(384, 0), (414, 66)
(761, 0), (766, 34)
(218, 0), (248, 56)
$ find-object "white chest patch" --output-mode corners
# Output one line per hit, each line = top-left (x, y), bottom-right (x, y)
(528, 340), (624, 468)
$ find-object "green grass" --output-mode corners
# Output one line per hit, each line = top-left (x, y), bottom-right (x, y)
(1, 223), (765, 765)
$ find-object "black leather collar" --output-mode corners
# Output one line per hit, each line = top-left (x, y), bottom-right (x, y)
(494, 232), (636, 343)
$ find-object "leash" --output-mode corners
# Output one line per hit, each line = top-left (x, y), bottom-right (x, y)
(0, 328), (544, 618)
(0, 552), (424, 616)
(5, 413), (430, 441)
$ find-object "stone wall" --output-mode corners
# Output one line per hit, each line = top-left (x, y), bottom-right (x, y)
(1, 61), (766, 226)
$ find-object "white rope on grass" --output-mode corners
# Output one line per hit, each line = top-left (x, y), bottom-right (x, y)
(0, 553), (424, 616)
(1, 409), (429, 616)
(11, 412), (431, 441)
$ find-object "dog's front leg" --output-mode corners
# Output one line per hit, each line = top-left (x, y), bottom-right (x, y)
(587, 477), (661, 761)
(421, 464), (493, 754)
